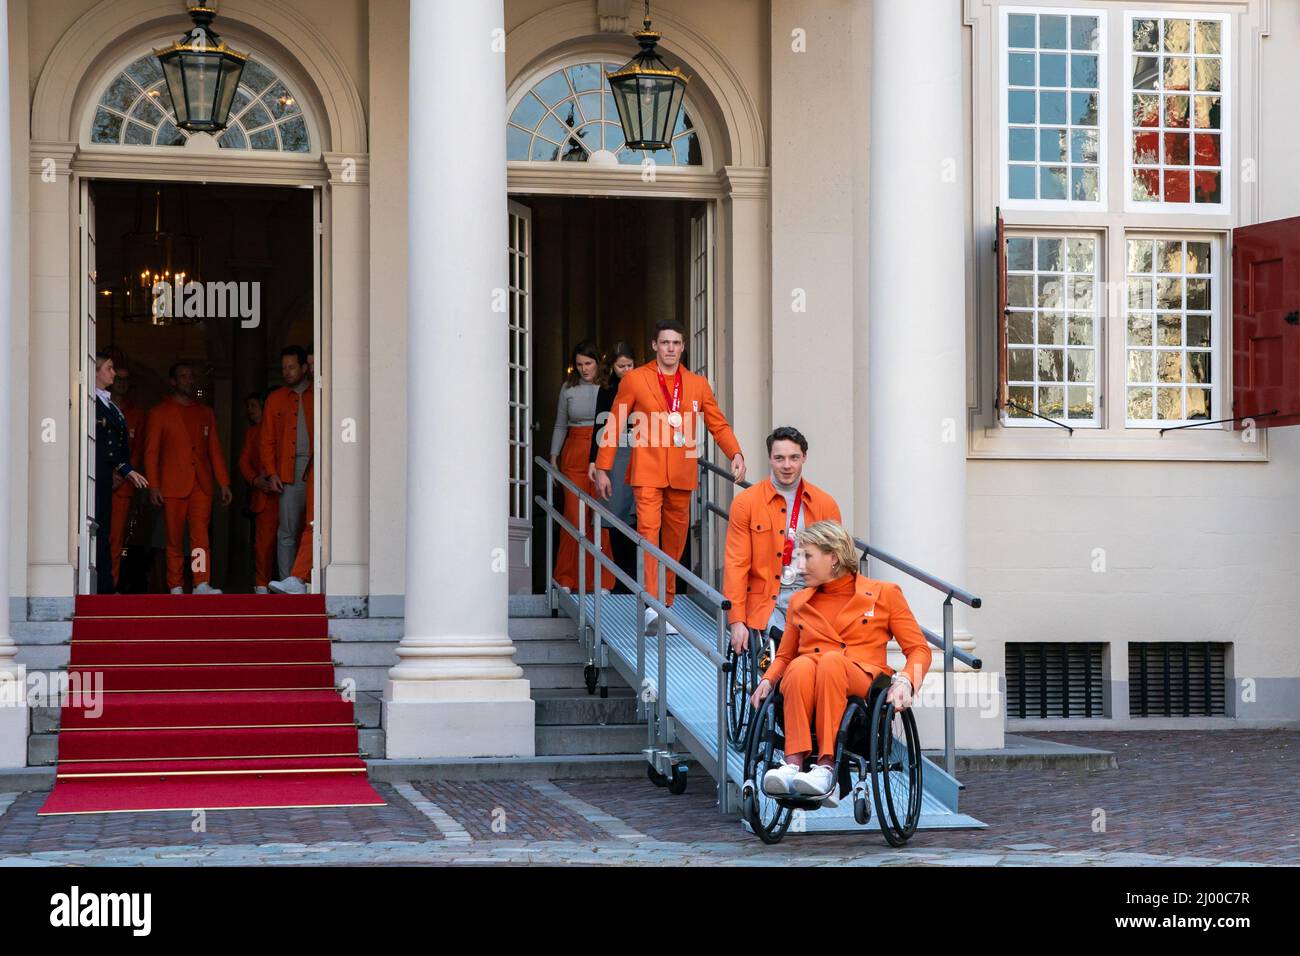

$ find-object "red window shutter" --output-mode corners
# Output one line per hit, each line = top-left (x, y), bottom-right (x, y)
(996, 208), (1008, 412)
(1232, 216), (1300, 429)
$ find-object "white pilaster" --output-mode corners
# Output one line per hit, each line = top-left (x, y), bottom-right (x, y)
(382, 0), (534, 758)
(867, 0), (1001, 747)
(0, 0), (28, 767)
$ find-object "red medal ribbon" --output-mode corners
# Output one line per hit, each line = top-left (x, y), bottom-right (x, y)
(655, 367), (681, 413)
(781, 480), (805, 566)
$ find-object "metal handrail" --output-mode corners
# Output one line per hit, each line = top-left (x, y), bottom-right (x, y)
(695, 457), (983, 776)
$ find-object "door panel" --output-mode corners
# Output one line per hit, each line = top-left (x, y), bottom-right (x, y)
(78, 182), (97, 593)
(1232, 216), (1300, 429)
(508, 200), (533, 593)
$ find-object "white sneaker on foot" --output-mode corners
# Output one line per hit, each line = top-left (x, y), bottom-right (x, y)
(268, 576), (306, 594)
(762, 762), (801, 796)
(254, 586), (270, 594)
(194, 582), (223, 595)
(792, 763), (837, 801)
(169, 587), (184, 595)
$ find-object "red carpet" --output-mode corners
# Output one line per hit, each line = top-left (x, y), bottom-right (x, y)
(39, 594), (386, 815)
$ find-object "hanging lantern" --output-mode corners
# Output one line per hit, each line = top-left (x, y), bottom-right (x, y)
(155, 5), (248, 133)
(606, 2), (690, 151)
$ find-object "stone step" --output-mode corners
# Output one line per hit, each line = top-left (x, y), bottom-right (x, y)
(535, 723), (646, 756)
(532, 689), (639, 726)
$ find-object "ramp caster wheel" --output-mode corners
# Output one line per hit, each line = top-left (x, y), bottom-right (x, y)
(583, 665), (598, 695)
(853, 795), (871, 826)
(648, 765), (668, 788)
(668, 764), (688, 795)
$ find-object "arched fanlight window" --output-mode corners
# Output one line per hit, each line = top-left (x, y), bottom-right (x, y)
(90, 50), (311, 152)
(508, 61), (702, 166)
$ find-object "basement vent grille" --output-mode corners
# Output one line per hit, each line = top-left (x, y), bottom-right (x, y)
(1007, 642), (1105, 718)
(1129, 642), (1227, 717)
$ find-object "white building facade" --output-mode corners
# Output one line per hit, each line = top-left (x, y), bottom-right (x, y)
(1, 0), (1297, 769)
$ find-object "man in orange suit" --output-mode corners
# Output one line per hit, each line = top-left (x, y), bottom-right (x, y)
(724, 426), (841, 654)
(595, 320), (745, 633)
(263, 346), (314, 595)
(144, 362), (233, 594)
(238, 391), (279, 594)
(108, 361), (147, 587)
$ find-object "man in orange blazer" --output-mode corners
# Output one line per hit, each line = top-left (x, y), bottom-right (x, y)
(238, 391), (279, 594)
(108, 361), (147, 587)
(595, 320), (745, 632)
(723, 426), (841, 654)
(263, 346), (314, 594)
(144, 362), (233, 594)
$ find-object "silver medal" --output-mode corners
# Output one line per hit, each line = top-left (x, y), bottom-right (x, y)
(781, 564), (796, 586)
(667, 411), (682, 429)
(673, 431), (685, 448)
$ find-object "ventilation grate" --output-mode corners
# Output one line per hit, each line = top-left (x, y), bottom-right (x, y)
(1007, 642), (1105, 718)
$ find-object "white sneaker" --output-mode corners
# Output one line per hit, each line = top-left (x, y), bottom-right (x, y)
(762, 762), (801, 796)
(254, 586), (270, 594)
(792, 763), (837, 801)
(643, 607), (680, 636)
(268, 576), (307, 594)
(169, 587), (183, 595)
(194, 582), (223, 595)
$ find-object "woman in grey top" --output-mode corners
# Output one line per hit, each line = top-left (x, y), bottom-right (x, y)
(588, 342), (638, 588)
(551, 342), (614, 591)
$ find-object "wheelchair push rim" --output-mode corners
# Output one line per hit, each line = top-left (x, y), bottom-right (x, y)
(868, 687), (923, 846)
(724, 639), (757, 749)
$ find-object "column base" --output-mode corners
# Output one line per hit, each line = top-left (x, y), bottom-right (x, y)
(382, 679), (536, 759)
(0, 674), (29, 769)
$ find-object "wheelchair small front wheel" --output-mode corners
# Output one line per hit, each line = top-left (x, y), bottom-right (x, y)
(853, 795), (871, 826)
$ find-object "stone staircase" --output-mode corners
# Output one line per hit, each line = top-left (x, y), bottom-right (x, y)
(16, 599), (645, 767)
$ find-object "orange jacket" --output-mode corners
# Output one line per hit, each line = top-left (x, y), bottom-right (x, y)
(723, 478), (842, 628)
(762, 573), (932, 692)
(594, 363), (741, 491)
(112, 401), (147, 500)
(143, 396), (231, 499)
(260, 384), (314, 484)
(238, 421), (270, 513)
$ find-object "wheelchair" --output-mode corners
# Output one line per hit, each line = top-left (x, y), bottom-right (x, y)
(724, 626), (781, 750)
(740, 672), (923, 846)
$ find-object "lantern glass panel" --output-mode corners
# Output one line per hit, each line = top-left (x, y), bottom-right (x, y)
(161, 56), (188, 124)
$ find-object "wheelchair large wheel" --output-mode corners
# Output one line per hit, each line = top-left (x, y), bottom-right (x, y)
(741, 693), (794, 845)
(724, 639), (759, 749)
(868, 688), (922, 847)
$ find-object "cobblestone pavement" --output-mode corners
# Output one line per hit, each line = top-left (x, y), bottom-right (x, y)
(0, 731), (1294, 866)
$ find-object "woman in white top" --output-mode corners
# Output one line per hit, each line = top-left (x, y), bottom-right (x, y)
(551, 342), (614, 591)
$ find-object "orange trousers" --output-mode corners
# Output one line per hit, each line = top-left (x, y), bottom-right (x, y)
(163, 490), (213, 590)
(288, 467), (313, 582)
(109, 488), (134, 585)
(553, 427), (614, 591)
(632, 485), (692, 606)
(780, 652), (874, 760)
(252, 505), (280, 588)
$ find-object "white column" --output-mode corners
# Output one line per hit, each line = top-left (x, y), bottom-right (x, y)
(0, 0), (27, 767)
(382, 0), (534, 758)
(868, 0), (1001, 748)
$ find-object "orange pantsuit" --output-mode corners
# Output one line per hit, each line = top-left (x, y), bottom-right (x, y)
(144, 396), (231, 590)
(238, 421), (279, 588)
(261, 385), (314, 583)
(762, 573), (931, 759)
(553, 425), (614, 591)
(594, 362), (741, 605)
(109, 401), (146, 584)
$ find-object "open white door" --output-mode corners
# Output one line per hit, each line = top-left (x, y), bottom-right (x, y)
(77, 181), (98, 594)
(507, 200), (533, 593)
(687, 201), (716, 583)
(311, 188), (323, 592)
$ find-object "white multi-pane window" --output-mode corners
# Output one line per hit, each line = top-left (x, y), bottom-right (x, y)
(1124, 237), (1216, 425)
(1002, 9), (1105, 207)
(1125, 14), (1228, 210)
(1004, 234), (1101, 425)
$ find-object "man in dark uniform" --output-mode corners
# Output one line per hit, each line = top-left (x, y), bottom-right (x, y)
(93, 350), (149, 593)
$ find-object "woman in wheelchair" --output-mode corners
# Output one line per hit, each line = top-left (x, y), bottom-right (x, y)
(749, 521), (931, 802)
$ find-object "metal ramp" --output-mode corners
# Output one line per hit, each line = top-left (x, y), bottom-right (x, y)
(554, 590), (983, 833)
(539, 455), (985, 834)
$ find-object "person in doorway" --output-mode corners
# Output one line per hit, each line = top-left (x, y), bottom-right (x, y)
(594, 320), (745, 634)
(263, 346), (315, 595)
(723, 426), (841, 655)
(750, 521), (929, 801)
(550, 342), (615, 593)
(238, 391), (279, 594)
(93, 351), (149, 594)
(143, 361), (232, 594)
(107, 357), (148, 589)
(588, 341), (638, 589)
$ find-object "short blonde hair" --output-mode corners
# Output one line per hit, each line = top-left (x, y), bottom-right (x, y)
(796, 521), (859, 576)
